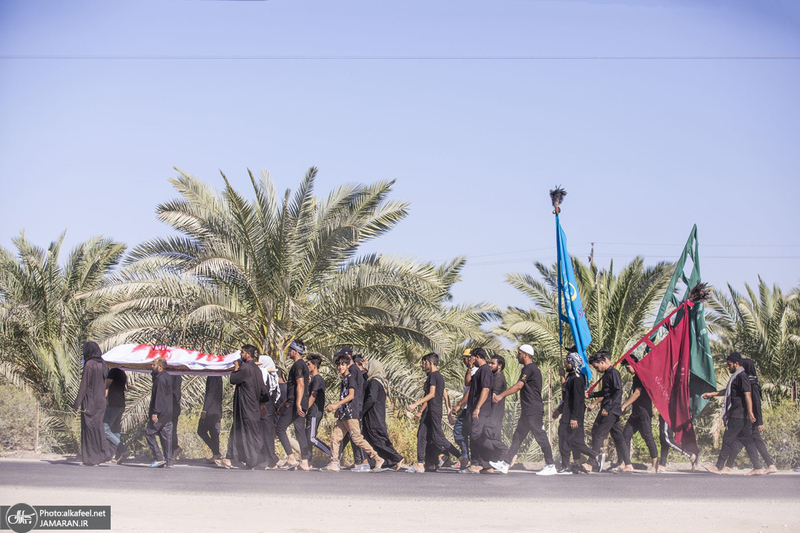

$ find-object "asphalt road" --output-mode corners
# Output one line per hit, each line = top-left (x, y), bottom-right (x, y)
(1, 459), (798, 501)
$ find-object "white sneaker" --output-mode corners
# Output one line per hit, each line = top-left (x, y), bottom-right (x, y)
(489, 460), (509, 474)
(536, 464), (557, 476)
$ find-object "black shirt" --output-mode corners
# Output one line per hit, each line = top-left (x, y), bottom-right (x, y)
(106, 368), (127, 408)
(337, 373), (355, 420)
(727, 371), (752, 420)
(202, 376), (223, 417)
(518, 363), (544, 416)
(468, 364), (493, 414)
(308, 373), (326, 416)
(561, 372), (586, 423)
(630, 374), (652, 419)
(423, 370), (446, 420)
(287, 358), (310, 411)
(347, 364), (365, 418)
(589, 366), (623, 416)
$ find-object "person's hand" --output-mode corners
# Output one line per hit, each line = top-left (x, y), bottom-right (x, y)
(585, 390), (590, 399)
(587, 403), (594, 412)
(570, 419), (578, 429)
(551, 409), (560, 420)
(447, 413), (456, 425)
(758, 425), (764, 432)
(326, 404), (336, 413)
(414, 411), (422, 420)
(492, 393), (500, 404)
(601, 409), (608, 417)
(233, 360), (240, 372)
(200, 410), (207, 420)
(749, 412), (756, 424)
(406, 404), (415, 412)
(297, 404), (305, 418)
(151, 414), (158, 423)
(472, 408), (480, 421)
(701, 392), (713, 400)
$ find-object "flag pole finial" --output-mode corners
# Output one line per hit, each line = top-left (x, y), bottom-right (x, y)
(550, 186), (567, 214)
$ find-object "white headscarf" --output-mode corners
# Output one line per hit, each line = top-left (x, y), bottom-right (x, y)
(258, 355), (280, 403)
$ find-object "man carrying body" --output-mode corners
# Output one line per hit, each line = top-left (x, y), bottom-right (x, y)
(197, 375), (223, 463)
(218, 345), (267, 469)
(104, 366), (131, 464)
(406, 353), (461, 473)
(702, 352), (763, 476)
(587, 350), (630, 472)
(146, 357), (173, 468)
(490, 344), (556, 476)
(620, 356), (658, 473)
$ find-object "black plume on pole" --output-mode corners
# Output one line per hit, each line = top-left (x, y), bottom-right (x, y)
(688, 282), (711, 304)
(550, 186), (567, 214)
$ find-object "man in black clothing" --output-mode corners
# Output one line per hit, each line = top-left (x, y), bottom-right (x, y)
(336, 348), (368, 471)
(490, 344), (556, 476)
(552, 352), (599, 474)
(464, 348), (506, 474)
(726, 358), (777, 474)
(306, 354), (331, 459)
(197, 375), (223, 463)
(171, 374), (183, 461)
(219, 345), (268, 469)
(703, 352), (763, 475)
(406, 353), (460, 473)
(620, 356), (658, 473)
(587, 350), (630, 471)
(104, 367), (131, 464)
(279, 340), (311, 471)
(486, 355), (509, 473)
(146, 357), (173, 468)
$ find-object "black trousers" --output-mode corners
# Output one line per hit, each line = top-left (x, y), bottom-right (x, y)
(171, 408), (181, 451)
(417, 414), (460, 464)
(259, 413), (279, 467)
(364, 420), (403, 467)
(716, 417), (762, 470)
(504, 412), (554, 465)
(558, 420), (595, 467)
(658, 415), (692, 466)
(306, 413), (332, 457)
(146, 420), (173, 466)
(470, 413), (507, 468)
(276, 409), (311, 460)
(197, 414), (221, 456)
(727, 422), (773, 468)
(591, 412), (630, 464)
(275, 409), (295, 456)
(622, 414), (658, 462)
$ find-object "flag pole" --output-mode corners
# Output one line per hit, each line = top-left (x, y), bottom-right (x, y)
(551, 186), (566, 358)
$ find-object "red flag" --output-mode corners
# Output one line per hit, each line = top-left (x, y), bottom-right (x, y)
(628, 313), (698, 452)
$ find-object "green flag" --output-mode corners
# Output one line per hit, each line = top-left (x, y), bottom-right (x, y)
(652, 224), (716, 416)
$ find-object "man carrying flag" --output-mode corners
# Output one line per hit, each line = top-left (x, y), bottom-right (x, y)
(551, 187), (593, 383)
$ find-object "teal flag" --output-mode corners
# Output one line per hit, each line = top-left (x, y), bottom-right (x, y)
(652, 224), (716, 416)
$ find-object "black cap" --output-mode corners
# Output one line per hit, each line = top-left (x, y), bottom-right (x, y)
(727, 352), (743, 363)
(335, 346), (353, 357)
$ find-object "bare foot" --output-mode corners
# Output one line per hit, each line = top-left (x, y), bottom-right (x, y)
(720, 466), (732, 475)
(704, 464), (721, 474)
(622, 465), (635, 473)
(745, 468), (765, 476)
(766, 465), (778, 474)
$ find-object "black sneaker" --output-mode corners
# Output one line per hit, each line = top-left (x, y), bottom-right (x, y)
(556, 466), (573, 475)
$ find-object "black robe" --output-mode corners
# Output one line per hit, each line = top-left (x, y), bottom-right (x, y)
(362, 378), (403, 466)
(149, 370), (174, 429)
(73, 357), (110, 465)
(226, 360), (267, 467)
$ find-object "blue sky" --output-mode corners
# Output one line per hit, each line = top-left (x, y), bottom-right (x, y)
(1, 0), (798, 310)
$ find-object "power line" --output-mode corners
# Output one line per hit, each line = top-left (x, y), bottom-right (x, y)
(2, 54), (800, 61)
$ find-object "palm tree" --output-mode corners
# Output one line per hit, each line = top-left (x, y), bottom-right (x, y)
(88, 167), (495, 433)
(496, 257), (674, 364)
(0, 232), (125, 451)
(708, 279), (800, 396)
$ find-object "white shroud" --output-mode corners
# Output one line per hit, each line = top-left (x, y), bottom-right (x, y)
(102, 344), (241, 375)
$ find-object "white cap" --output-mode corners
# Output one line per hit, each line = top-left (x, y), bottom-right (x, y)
(519, 344), (534, 356)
